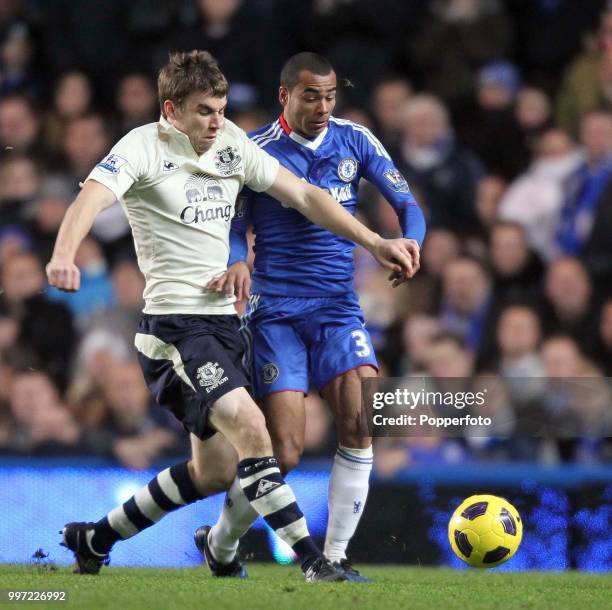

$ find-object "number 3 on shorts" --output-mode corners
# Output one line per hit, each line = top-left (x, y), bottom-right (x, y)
(351, 329), (371, 357)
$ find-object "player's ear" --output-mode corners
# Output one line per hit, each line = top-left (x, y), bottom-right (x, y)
(278, 86), (289, 107)
(164, 99), (178, 121)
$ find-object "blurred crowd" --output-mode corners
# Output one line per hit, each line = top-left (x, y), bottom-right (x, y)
(0, 0), (611, 470)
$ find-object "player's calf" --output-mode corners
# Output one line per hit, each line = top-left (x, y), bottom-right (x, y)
(209, 389), (346, 581)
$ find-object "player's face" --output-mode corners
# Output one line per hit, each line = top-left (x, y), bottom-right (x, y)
(166, 91), (227, 154)
(281, 70), (337, 138)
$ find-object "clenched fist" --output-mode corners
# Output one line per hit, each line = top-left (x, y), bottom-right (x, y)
(46, 258), (81, 292)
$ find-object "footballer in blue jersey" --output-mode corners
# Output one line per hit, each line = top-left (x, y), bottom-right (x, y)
(203, 53), (424, 581)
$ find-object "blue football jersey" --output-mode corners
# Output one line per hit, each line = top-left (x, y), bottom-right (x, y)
(230, 114), (426, 296)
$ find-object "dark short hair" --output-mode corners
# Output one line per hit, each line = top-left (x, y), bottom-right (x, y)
(158, 50), (228, 117)
(280, 52), (333, 90)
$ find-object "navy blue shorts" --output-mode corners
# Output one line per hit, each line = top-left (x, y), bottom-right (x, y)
(242, 292), (378, 399)
(135, 313), (249, 440)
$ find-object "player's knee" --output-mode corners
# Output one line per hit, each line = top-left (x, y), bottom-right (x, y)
(238, 406), (271, 454)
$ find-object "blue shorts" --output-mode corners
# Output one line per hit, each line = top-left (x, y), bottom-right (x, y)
(242, 292), (378, 399)
(136, 313), (249, 440)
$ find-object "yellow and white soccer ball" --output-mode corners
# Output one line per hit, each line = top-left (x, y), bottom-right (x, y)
(448, 494), (523, 568)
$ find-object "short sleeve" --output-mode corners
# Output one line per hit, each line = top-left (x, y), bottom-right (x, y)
(85, 131), (145, 200)
(241, 133), (279, 193)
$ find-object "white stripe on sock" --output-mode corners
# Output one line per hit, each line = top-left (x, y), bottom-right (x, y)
(134, 485), (168, 523)
(274, 516), (309, 546)
(157, 468), (186, 505)
(107, 505), (139, 538)
(248, 483), (295, 517)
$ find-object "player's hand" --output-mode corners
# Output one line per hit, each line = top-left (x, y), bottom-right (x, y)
(371, 237), (420, 284)
(45, 257), (81, 292)
(207, 261), (251, 300)
(387, 239), (421, 287)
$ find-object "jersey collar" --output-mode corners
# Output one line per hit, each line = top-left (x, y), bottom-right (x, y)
(157, 115), (200, 159)
(279, 113), (328, 151)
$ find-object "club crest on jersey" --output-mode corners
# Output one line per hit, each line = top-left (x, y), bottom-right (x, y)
(197, 361), (228, 394)
(96, 153), (127, 175)
(214, 145), (242, 175)
(383, 168), (410, 193)
(337, 157), (358, 182)
(262, 363), (279, 384)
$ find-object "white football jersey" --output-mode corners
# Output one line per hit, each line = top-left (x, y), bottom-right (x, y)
(86, 116), (279, 315)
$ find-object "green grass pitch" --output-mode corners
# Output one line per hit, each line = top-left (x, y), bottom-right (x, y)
(1, 563), (611, 610)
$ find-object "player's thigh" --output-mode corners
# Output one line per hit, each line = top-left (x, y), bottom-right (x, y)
(189, 432), (239, 494)
(248, 313), (309, 400)
(136, 314), (250, 442)
(261, 391), (306, 473)
(321, 365), (375, 448)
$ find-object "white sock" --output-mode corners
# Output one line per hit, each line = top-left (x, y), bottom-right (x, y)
(324, 444), (373, 562)
(208, 476), (258, 563)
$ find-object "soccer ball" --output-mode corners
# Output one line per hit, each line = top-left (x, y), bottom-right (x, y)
(448, 494), (523, 568)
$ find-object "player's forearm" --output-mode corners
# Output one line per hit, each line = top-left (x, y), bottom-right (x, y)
(51, 202), (96, 261)
(299, 184), (380, 251)
(398, 203), (427, 246)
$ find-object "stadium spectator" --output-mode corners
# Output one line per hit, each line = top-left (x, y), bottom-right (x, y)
(57, 113), (133, 261)
(474, 174), (507, 238)
(498, 128), (582, 262)
(407, 0), (512, 107)
(555, 110), (612, 257)
(0, 93), (41, 158)
(26, 176), (72, 263)
(6, 370), (81, 454)
(164, 0), (283, 110)
(594, 298), (612, 374)
(489, 221), (544, 308)
(495, 305), (545, 378)
(461, 60), (528, 180)
(79, 260), (144, 358)
(0, 251), (75, 389)
(115, 72), (157, 137)
(397, 94), (482, 233)
(439, 257), (494, 355)
(400, 314), (442, 375)
(0, 19), (37, 97)
(59, 114), (111, 185)
(370, 75), (413, 152)
(40, 0), (129, 103)
(556, 6), (612, 133)
(580, 167), (612, 293)
(43, 71), (93, 154)
(230, 106), (272, 133)
(542, 257), (601, 359)
(397, 227), (461, 317)
(539, 335), (608, 460)
(515, 87), (554, 151)
(0, 154), (40, 228)
(88, 361), (183, 469)
(47, 237), (114, 328)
